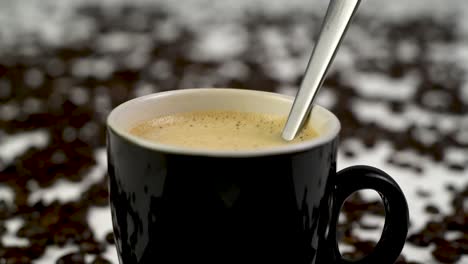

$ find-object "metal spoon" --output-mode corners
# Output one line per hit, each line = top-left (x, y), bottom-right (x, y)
(281, 0), (361, 141)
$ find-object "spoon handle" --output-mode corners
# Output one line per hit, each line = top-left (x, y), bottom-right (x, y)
(282, 0), (360, 141)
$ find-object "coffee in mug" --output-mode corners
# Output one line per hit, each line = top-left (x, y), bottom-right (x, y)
(107, 88), (409, 264)
(129, 111), (318, 150)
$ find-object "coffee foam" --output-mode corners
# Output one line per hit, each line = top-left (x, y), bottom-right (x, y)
(129, 111), (318, 150)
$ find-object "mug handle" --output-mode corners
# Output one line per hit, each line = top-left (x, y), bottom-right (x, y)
(328, 165), (409, 264)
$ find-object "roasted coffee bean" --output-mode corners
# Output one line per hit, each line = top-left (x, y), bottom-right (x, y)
(408, 233), (433, 247)
(425, 204), (440, 214)
(56, 252), (85, 264)
(342, 251), (367, 261)
(343, 149), (356, 158)
(105, 232), (115, 244)
(453, 236), (468, 254)
(415, 189), (431, 198)
(445, 214), (466, 231)
(342, 233), (359, 245)
(0, 247), (33, 263)
(92, 256), (112, 264)
(28, 244), (47, 259)
(447, 163), (465, 172)
(0, 201), (13, 219)
(2, 256), (32, 264)
(389, 101), (405, 113)
(412, 166), (424, 174)
(426, 221), (446, 235)
(82, 180), (109, 207)
(432, 242), (461, 263)
(358, 222), (379, 230)
(396, 161), (413, 170)
(79, 240), (104, 254)
(0, 223), (6, 236)
(17, 225), (48, 239)
(354, 240), (376, 254)
(445, 184), (457, 192)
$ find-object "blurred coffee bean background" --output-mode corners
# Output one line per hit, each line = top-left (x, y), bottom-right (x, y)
(0, 0), (467, 263)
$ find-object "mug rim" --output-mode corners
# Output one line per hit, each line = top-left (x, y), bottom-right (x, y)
(107, 88), (341, 157)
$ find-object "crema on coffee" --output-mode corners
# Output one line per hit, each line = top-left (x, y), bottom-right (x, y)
(129, 111), (318, 150)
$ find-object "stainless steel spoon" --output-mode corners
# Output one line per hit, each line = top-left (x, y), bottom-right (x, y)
(282, 0), (361, 141)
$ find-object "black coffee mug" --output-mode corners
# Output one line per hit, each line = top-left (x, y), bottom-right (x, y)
(107, 88), (409, 264)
